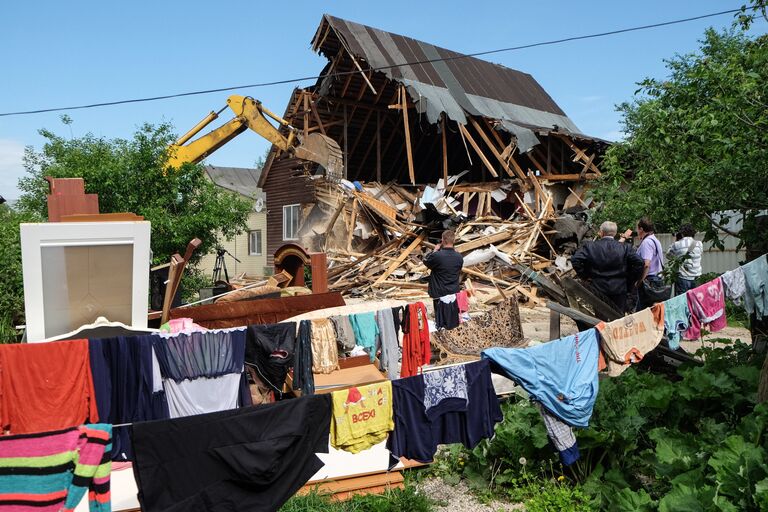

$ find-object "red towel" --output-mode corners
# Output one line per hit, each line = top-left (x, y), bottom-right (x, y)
(0, 339), (98, 434)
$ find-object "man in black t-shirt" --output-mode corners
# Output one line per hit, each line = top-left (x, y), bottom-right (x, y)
(424, 229), (464, 329)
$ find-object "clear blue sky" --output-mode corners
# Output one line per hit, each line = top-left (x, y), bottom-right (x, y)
(1, 1), (764, 200)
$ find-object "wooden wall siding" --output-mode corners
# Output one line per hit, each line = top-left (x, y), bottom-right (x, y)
(263, 157), (315, 265)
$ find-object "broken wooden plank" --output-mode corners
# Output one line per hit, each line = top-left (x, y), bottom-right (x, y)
(454, 229), (511, 253)
(400, 85), (416, 185)
(457, 123), (498, 178)
(373, 232), (427, 285)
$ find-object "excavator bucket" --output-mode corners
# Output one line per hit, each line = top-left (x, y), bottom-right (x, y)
(294, 133), (345, 181)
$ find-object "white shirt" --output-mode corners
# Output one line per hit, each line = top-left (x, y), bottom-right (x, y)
(666, 237), (703, 279)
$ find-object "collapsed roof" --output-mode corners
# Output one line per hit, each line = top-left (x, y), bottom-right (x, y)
(312, 14), (585, 152)
(260, 14), (609, 206)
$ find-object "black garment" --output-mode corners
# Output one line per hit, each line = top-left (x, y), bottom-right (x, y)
(88, 336), (169, 461)
(391, 306), (404, 336)
(386, 359), (502, 463)
(293, 320), (314, 395)
(433, 299), (460, 330)
(424, 247), (464, 298)
(245, 323), (296, 398)
(130, 395), (332, 512)
(571, 237), (644, 311)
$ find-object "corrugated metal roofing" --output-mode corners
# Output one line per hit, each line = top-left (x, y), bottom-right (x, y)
(205, 165), (263, 199)
(314, 14), (582, 148)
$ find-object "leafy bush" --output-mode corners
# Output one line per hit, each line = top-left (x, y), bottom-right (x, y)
(0, 205), (41, 339)
(436, 340), (768, 510)
(280, 485), (436, 512)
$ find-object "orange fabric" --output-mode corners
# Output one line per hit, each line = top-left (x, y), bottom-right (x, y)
(0, 339), (98, 435)
(400, 302), (430, 378)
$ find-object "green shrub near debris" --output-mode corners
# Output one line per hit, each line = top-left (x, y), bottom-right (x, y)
(433, 340), (768, 511)
(280, 485), (436, 512)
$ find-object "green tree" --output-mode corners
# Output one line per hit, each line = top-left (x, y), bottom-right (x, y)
(17, 122), (252, 265)
(0, 205), (41, 340)
(594, 28), (768, 248)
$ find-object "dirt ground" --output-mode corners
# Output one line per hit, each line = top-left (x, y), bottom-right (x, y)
(519, 305), (578, 342)
(415, 478), (524, 511)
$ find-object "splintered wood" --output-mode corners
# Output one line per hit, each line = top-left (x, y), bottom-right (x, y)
(315, 179), (562, 307)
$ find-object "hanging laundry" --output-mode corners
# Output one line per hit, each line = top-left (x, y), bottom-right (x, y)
(330, 315), (356, 352)
(88, 336), (169, 460)
(423, 365), (468, 419)
(130, 395), (331, 512)
(310, 318), (340, 374)
(293, 320), (315, 395)
(743, 255), (768, 321)
(434, 293), (460, 330)
(387, 360), (502, 463)
(245, 366), (274, 405)
(391, 306), (404, 336)
(536, 403), (580, 466)
(350, 312), (380, 362)
(0, 423), (112, 512)
(400, 302), (431, 378)
(159, 317), (206, 334)
(598, 303), (666, 376)
(245, 322), (296, 398)
(685, 278), (727, 339)
(0, 339), (98, 436)
(376, 308), (400, 380)
(721, 266), (746, 306)
(152, 330), (246, 381)
(330, 381), (394, 453)
(482, 329), (600, 428)
(456, 290), (470, 322)
(663, 293), (691, 350)
(163, 373), (242, 418)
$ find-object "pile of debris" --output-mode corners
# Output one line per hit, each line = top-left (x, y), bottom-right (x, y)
(297, 176), (588, 307)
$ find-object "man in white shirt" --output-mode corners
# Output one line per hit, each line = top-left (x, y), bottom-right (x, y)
(666, 223), (703, 295)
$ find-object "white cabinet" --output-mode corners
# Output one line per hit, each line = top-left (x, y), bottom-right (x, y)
(21, 221), (151, 342)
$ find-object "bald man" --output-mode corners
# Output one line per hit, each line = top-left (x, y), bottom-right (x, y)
(571, 221), (644, 313)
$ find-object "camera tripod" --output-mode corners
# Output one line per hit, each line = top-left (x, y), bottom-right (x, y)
(212, 247), (241, 284)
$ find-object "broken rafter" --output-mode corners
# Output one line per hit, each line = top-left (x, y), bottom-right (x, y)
(457, 123), (498, 178)
(468, 117), (517, 179)
(399, 85), (416, 185)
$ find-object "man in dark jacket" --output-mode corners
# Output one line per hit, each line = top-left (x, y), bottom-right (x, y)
(424, 229), (464, 329)
(571, 221), (644, 313)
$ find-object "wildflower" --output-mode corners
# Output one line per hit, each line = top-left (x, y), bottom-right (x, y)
(557, 475), (565, 482)
(519, 457), (527, 466)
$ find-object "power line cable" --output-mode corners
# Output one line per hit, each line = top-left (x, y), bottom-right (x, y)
(0, 7), (743, 117)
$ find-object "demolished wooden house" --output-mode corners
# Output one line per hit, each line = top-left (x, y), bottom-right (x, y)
(259, 14), (609, 302)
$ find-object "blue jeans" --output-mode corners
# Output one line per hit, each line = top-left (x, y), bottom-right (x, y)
(675, 277), (696, 296)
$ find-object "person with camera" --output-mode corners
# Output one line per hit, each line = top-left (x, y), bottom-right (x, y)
(635, 217), (669, 309)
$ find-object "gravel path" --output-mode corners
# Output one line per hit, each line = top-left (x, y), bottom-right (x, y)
(416, 478), (524, 511)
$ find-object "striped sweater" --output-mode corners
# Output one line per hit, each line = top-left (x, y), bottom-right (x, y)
(0, 424), (111, 512)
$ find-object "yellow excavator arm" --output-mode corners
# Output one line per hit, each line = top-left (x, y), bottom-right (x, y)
(166, 95), (343, 177)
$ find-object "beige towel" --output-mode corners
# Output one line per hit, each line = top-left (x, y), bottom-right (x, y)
(598, 303), (665, 377)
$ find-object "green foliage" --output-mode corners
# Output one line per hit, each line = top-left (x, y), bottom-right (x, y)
(16, 122), (252, 266)
(508, 478), (592, 512)
(0, 205), (42, 338)
(436, 341), (768, 510)
(279, 485), (436, 512)
(593, 28), (768, 248)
